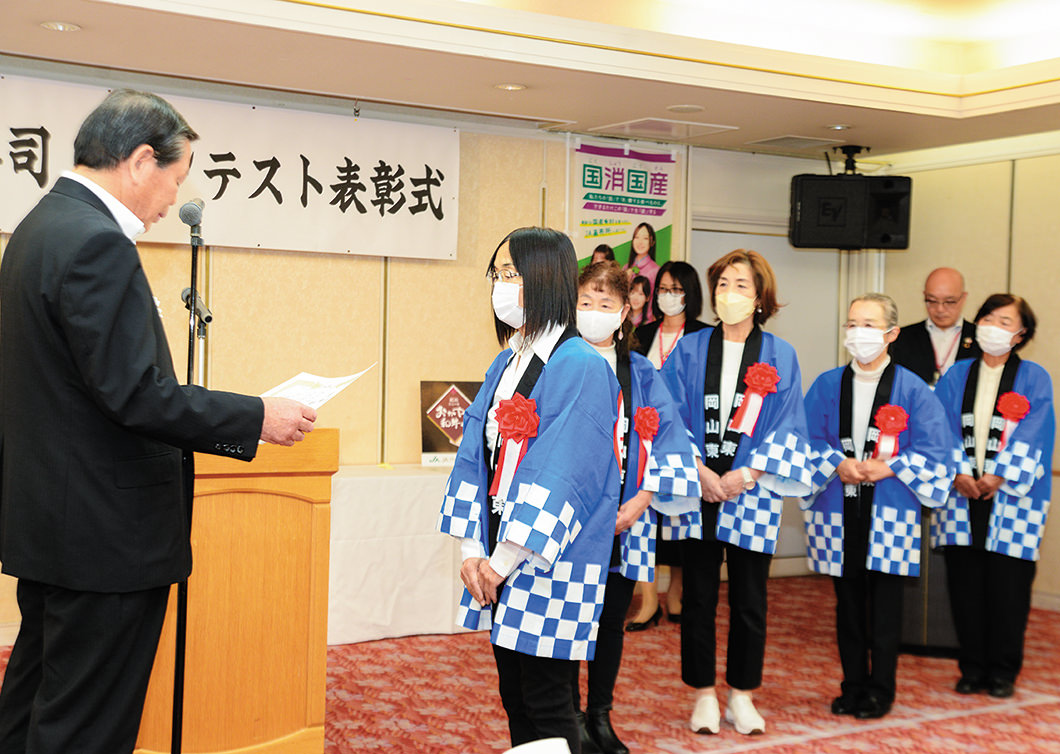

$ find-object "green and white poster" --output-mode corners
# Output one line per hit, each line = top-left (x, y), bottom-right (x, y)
(572, 143), (676, 277)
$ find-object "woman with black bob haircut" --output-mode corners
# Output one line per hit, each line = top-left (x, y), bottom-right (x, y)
(933, 293), (1054, 700)
(438, 227), (623, 753)
(626, 260), (708, 631)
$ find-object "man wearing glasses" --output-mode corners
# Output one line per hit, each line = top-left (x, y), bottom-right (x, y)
(890, 267), (981, 387)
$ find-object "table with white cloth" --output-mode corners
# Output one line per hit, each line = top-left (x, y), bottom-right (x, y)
(327, 464), (469, 645)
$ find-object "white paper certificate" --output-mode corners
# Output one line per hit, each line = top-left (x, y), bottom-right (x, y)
(261, 364), (375, 409)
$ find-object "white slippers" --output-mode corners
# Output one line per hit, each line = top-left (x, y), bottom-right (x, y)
(725, 692), (765, 735)
(689, 693), (720, 735)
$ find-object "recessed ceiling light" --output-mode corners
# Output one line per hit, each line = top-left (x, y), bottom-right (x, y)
(493, 83), (527, 91)
(667, 104), (705, 114)
(825, 124), (852, 131)
(40, 21), (82, 32)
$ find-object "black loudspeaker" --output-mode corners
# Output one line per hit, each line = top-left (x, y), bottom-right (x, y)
(789, 174), (911, 250)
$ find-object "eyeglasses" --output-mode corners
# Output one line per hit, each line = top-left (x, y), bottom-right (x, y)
(657, 286), (684, 295)
(486, 268), (522, 282)
(924, 297), (962, 308)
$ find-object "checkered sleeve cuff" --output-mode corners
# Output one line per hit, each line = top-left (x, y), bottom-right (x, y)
(643, 451), (700, 498)
(500, 482), (580, 568)
(806, 446), (845, 500)
(988, 440), (1043, 498)
(889, 451), (953, 508)
(749, 431), (813, 497)
(438, 480), (482, 540)
(952, 446), (974, 477)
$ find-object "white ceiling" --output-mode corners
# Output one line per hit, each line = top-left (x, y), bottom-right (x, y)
(4, 0), (1060, 162)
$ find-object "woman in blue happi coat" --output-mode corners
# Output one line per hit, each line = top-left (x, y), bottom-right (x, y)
(932, 294), (1054, 699)
(659, 249), (813, 736)
(436, 227), (622, 754)
(570, 261), (700, 754)
(803, 293), (953, 721)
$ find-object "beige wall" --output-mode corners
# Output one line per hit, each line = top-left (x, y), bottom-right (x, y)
(883, 155), (1060, 604)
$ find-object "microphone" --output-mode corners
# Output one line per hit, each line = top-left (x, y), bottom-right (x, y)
(179, 198), (204, 227)
(181, 288), (213, 324)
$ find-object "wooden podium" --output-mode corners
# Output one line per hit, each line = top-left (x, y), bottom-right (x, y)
(135, 429), (338, 754)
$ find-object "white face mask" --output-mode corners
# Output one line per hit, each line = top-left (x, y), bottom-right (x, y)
(577, 309), (623, 345)
(976, 324), (1017, 357)
(844, 326), (891, 363)
(657, 291), (685, 317)
(715, 291), (756, 325)
(492, 281), (525, 329)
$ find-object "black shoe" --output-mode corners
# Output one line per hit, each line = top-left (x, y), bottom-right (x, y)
(666, 612), (682, 624)
(624, 606), (662, 632)
(576, 711), (603, 754)
(955, 677), (986, 695)
(987, 680), (1015, 698)
(854, 695), (891, 720)
(830, 695), (859, 715)
(586, 710), (629, 754)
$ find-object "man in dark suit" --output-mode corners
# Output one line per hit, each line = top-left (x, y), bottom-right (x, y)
(0, 90), (317, 754)
(890, 267), (980, 386)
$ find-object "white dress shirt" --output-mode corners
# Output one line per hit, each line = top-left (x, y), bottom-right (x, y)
(926, 319), (963, 378)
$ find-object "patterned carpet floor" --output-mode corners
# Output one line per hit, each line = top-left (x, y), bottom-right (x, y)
(0, 576), (1055, 752)
(324, 575), (1060, 753)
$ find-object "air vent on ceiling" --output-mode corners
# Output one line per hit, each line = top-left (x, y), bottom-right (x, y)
(587, 118), (738, 142)
(745, 135), (846, 151)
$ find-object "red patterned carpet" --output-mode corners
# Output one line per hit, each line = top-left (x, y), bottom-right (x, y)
(324, 576), (1060, 753)
(0, 576), (1055, 752)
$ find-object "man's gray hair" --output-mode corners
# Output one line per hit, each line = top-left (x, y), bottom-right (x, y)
(850, 292), (898, 329)
(74, 89), (197, 169)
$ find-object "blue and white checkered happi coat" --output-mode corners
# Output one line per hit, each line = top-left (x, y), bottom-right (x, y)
(931, 359), (1055, 561)
(437, 337), (622, 660)
(659, 328), (814, 555)
(803, 364), (954, 577)
(617, 353), (700, 583)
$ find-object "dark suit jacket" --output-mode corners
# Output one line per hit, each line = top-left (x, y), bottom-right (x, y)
(890, 319), (981, 385)
(0, 178), (264, 593)
(632, 318), (709, 358)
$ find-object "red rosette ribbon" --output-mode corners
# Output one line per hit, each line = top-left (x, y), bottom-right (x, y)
(633, 406), (660, 488)
(997, 391), (1030, 451)
(871, 404), (908, 461)
(728, 363), (781, 436)
(488, 393), (540, 497)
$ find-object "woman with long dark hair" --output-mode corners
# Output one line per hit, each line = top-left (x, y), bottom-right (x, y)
(437, 227), (622, 753)
(624, 222), (660, 296)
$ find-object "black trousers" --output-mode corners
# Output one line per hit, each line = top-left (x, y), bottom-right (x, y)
(680, 537), (771, 690)
(493, 644), (581, 754)
(0, 579), (170, 754)
(832, 568), (903, 704)
(944, 546), (1036, 685)
(572, 572), (636, 714)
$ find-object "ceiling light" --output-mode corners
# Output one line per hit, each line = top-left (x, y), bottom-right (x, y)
(493, 83), (527, 91)
(667, 104), (705, 114)
(825, 124), (851, 131)
(40, 21), (82, 32)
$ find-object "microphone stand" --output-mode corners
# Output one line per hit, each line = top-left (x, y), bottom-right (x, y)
(174, 220), (206, 754)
